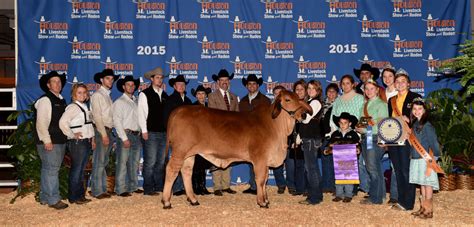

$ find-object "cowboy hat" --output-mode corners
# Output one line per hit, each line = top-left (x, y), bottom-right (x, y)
(212, 69), (234, 81)
(242, 74), (263, 86)
(39, 71), (67, 93)
(144, 67), (164, 80)
(333, 112), (359, 129)
(116, 75), (140, 93)
(168, 74), (189, 87)
(94, 69), (119, 84)
(191, 85), (212, 97)
(353, 63), (380, 81)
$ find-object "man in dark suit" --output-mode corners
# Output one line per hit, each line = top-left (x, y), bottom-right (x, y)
(163, 74), (192, 195)
(239, 74), (271, 194)
(387, 68), (421, 211)
(207, 69), (239, 196)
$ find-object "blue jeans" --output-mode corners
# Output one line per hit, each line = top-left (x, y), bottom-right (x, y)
(336, 184), (354, 198)
(390, 162), (398, 200)
(320, 139), (335, 192)
(67, 139), (91, 202)
(91, 130), (114, 197)
(301, 138), (323, 204)
(115, 133), (141, 194)
(142, 132), (167, 194)
(37, 143), (66, 205)
(285, 151), (306, 193)
(358, 155), (370, 193)
(388, 144), (416, 210)
(272, 164), (286, 188)
(362, 137), (386, 204)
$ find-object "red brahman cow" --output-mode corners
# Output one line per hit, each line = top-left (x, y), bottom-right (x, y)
(161, 90), (312, 209)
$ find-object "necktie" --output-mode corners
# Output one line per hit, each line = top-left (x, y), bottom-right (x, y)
(223, 91), (230, 111)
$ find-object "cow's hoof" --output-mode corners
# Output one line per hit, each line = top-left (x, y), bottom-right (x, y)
(187, 198), (200, 206)
(161, 200), (172, 209)
(259, 203), (269, 208)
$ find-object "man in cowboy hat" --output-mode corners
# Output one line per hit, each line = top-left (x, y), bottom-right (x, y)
(239, 74), (271, 195)
(35, 71), (69, 209)
(163, 74), (192, 195)
(190, 85), (213, 195)
(90, 68), (118, 199)
(353, 63), (380, 94)
(138, 67), (169, 196)
(112, 76), (142, 197)
(208, 69), (239, 196)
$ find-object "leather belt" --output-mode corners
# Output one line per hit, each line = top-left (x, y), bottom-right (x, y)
(125, 129), (140, 136)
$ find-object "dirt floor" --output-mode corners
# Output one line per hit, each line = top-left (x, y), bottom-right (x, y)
(0, 186), (473, 226)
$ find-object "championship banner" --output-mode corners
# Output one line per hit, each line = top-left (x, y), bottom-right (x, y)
(333, 144), (359, 184)
(16, 0), (472, 185)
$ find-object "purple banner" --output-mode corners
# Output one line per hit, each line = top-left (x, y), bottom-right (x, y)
(333, 144), (359, 184)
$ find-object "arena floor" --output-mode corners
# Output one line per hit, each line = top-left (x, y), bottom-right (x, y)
(0, 186), (473, 226)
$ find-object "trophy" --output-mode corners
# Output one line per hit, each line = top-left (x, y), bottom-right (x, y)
(377, 117), (407, 146)
(356, 116), (372, 128)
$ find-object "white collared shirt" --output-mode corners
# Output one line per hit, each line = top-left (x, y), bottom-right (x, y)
(219, 88), (230, 103)
(91, 86), (114, 137)
(59, 101), (95, 139)
(248, 92), (258, 104)
(137, 86), (163, 133)
(113, 93), (140, 141)
(34, 93), (64, 144)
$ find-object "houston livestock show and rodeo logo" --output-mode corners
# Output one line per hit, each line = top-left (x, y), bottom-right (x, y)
(167, 16), (198, 39)
(133, 0), (166, 19)
(293, 16), (326, 39)
(198, 0), (230, 19)
(358, 15), (390, 38)
(390, 34), (423, 58)
(35, 16), (69, 40)
(261, 0), (293, 19)
(230, 56), (262, 79)
(101, 16), (134, 40)
(69, 0), (100, 19)
(263, 36), (294, 59)
(230, 16), (262, 39)
(358, 55), (390, 72)
(423, 13), (456, 37)
(326, 0), (357, 18)
(294, 56), (327, 79)
(166, 56), (199, 79)
(69, 36), (101, 60)
(199, 35), (231, 59)
(392, 0), (422, 18)
(35, 56), (68, 79)
(100, 57), (134, 76)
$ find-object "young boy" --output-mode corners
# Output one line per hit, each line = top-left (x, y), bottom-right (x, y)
(327, 112), (360, 203)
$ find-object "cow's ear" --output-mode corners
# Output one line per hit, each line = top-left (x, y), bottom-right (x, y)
(272, 99), (281, 119)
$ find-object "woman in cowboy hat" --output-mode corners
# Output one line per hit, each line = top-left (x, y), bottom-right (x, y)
(190, 85), (213, 195)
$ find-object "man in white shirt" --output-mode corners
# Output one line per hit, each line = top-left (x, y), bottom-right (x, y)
(90, 69), (118, 199)
(113, 76), (142, 197)
(138, 67), (168, 196)
(207, 69), (239, 196)
(35, 71), (68, 209)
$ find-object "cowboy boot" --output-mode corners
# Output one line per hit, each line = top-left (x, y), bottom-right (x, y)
(411, 195), (425, 216)
(418, 198), (433, 219)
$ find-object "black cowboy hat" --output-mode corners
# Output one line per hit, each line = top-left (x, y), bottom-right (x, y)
(242, 74), (263, 87)
(212, 69), (234, 81)
(353, 63), (380, 81)
(191, 85), (212, 97)
(116, 75), (140, 93)
(168, 74), (189, 87)
(94, 69), (119, 84)
(333, 112), (359, 129)
(39, 71), (67, 93)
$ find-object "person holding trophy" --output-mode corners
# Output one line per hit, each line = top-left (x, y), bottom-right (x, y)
(356, 79), (388, 205)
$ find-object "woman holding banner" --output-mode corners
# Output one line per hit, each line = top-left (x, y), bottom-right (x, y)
(356, 79), (388, 205)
